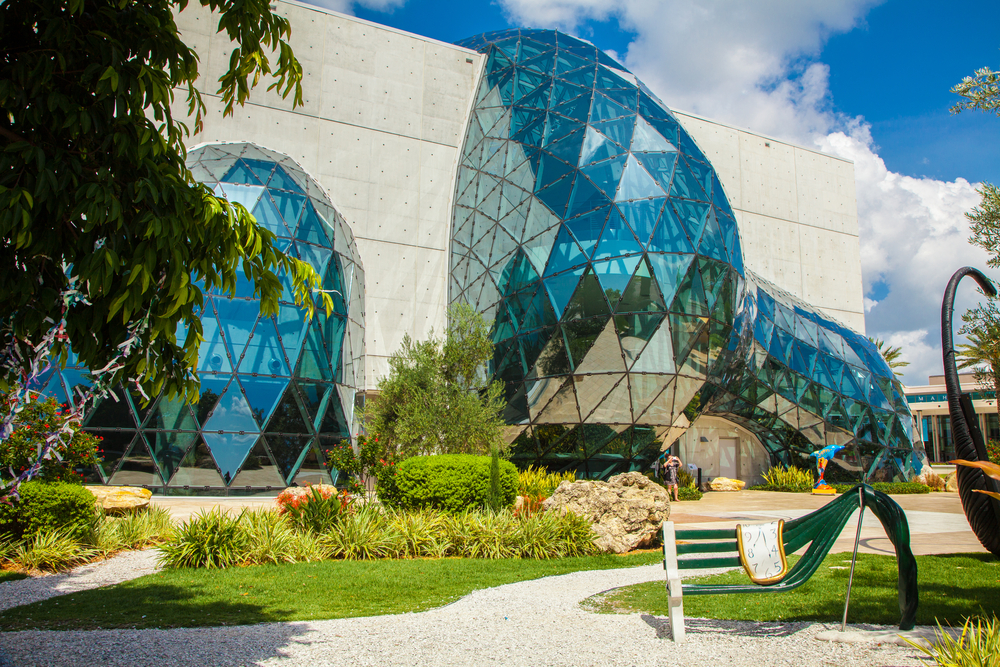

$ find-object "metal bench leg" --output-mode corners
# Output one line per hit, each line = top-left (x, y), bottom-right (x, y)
(662, 521), (685, 642)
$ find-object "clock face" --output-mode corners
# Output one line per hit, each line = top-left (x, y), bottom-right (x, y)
(738, 520), (787, 584)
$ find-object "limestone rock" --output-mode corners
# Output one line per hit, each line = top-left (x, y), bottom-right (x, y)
(87, 486), (151, 512)
(709, 477), (745, 492)
(542, 471), (670, 553)
(945, 472), (959, 492)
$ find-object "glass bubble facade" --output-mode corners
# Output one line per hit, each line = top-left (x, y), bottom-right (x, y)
(452, 29), (921, 481)
(40, 143), (365, 493)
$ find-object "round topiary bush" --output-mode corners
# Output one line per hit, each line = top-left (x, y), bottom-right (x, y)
(392, 454), (518, 512)
(0, 481), (96, 542)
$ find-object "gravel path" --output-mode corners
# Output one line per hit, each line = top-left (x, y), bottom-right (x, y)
(0, 560), (926, 667)
(0, 550), (161, 613)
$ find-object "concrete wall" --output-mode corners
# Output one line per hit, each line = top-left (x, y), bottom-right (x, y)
(172, 0), (483, 390)
(675, 111), (865, 333)
(173, 2), (865, 393)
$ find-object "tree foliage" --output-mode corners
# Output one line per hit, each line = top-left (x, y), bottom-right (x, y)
(953, 64), (1000, 269)
(869, 338), (909, 376)
(0, 0), (329, 402)
(958, 298), (1000, 415)
(363, 304), (506, 459)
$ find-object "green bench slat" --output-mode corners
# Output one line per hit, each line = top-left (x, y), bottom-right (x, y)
(677, 556), (742, 569)
(677, 540), (737, 555)
(675, 528), (735, 540)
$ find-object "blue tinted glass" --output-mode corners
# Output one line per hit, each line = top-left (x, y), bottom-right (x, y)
(251, 193), (291, 237)
(238, 318), (288, 376)
(616, 155), (664, 201)
(697, 210), (728, 262)
(543, 267), (585, 317)
(296, 242), (332, 277)
(635, 152), (677, 194)
(535, 152), (575, 192)
(545, 115), (585, 149)
(592, 117), (635, 149)
(566, 204), (610, 255)
(535, 173), (574, 218)
(559, 65), (596, 88)
(298, 320), (332, 381)
(270, 190), (306, 228)
(647, 253), (695, 305)
(545, 128), (585, 164)
(203, 381), (261, 434)
(551, 95), (592, 123)
(590, 93), (631, 122)
(671, 200), (710, 244)
(618, 198), (664, 244)
(544, 226), (587, 277)
(197, 305), (232, 373)
(631, 116), (676, 153)
(322, 314), (346, 373)
(202, 431), (258, 485)
(221, 160), (263, 186)
(579, 155), (627, 199)
(242, 158), (276, 185)
(240, 376), (287, 427)
(522, 51), (555, 75)
(593, 256), (642, 297)
(212, 298), (258, 364)
(296, 203), (330, 247)
(215, 183), (264, 214)
(580, 126), (626, 166)
(276, 304), (308, 363)
(267, 165), (304, 193)
(593, 211), (643, 260)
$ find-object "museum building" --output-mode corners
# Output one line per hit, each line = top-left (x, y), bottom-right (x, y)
(38, 0), (922, 493)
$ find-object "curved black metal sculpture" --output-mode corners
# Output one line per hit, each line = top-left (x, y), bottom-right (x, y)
(941, 267), (1000, 556)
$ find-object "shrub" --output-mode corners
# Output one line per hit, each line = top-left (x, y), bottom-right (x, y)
(393, 454), (517, 512)
(830, 482), (930, 495)
(905, 616), (1000, 666)
(677, 485), (703, 501)
(323, 504), (396, 560)
(761, 464), (814, 491)
(0, 481), (96, 542)
(517, 465), (576, 497)
(240, 510), (301, 565)
(280, 486), (352, 534)
(13, 528), (94, 572)
(987, 439), (1000, 465)
(324, 435), (398, 501)
(0, 395), (101, 483)
(158, 509), (248, 569)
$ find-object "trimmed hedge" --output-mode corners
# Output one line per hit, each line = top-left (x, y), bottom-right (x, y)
(831, 482), (930, 495)
(392, 454), (518, 512)
(0, 481), (96, 541)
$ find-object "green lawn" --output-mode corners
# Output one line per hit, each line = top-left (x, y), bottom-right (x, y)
(0, 571), (27, 584)
(0, 551), (662, 631)
(585, 552), (1000, 626)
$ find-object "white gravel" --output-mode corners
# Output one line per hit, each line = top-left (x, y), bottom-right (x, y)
(0, 558), (926, 667)
(0, 550), (161, 613)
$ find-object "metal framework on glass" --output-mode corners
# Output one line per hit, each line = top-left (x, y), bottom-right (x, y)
(40, 143), (366, 493)
(451, 29), (921, 481)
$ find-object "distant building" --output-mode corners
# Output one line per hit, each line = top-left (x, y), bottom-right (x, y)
(905, 373), (998, 465)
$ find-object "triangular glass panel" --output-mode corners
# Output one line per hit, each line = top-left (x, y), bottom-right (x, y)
(221, 159), (264, 186)
(534, 152), (575, 193)
(535, 379), (582, 424)
(265, 385), (311, 435)
(319, 389), (350, 437)
(593, 256), (642, 307)
(197, 303), (233, 374)
(549, 79), (588, 108)
(669, 159), (708, 202)
(275, 304), (308, 363)
(238, 317), (289, 376)
(617, 258), (666, 313)
(563, 268), (613, 320)
(697, 209), (728, 262)
(647, 253), (695, 306)
(91, 430), (137, 480)
(202, 431), (258, 485)
(647, 203), (694, 254)
(593, 210), (643, 261)
(295, 203), (330, 247)
(85, 391), (137, 429)
(562, 317), (610, 369)
(228, 438), (286, 489)
(574, 319), (627, 376)
(297, 318), (333, 381)
(617, 312), (666, 364)
(270, 190), (307, 228)
(265, 165), (304, 193)
(544, 114), (584, 148)
(590, 92), (632, 122)
(616, 154), (664, 201)
(544, 226), (588, 277)
(212, 298), (259, 365)
(574, 373), (624, 421)
(521, 223), (559, 277)
(194, 374), (231, 427)
(534, 328), (572, 377)
(579, 155), (627, 199)
(630, 316), (675, 373)
(202, 380), (261, 435)
(291, 444), (333, 487)
(591, 117), (635, 150)
(631, 116), (676, 153)
(580, 125), (626, 166)
(635, 152), (677, 194)
(585, 378), (633, 424)
(239, 376), (287, 429)
(108, 435), (162, 487)
(543, 266), (586, 317)
(545, 127), (585, 164)
(566, 204), (611, 256)
(534, 172), (574, 218)
(618, 198), (664, 245)
(148, 426), (199, 485)
(685, 157), (714, 196)
(671, 200), (711, 244)
(670, 313), (708, 371)
(249, 192), (290, 238)
(635, 378), (675, 423)
(559, 63), (597, 89)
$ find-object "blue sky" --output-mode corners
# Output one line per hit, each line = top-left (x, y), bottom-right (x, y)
(311, 0), (1000, 384)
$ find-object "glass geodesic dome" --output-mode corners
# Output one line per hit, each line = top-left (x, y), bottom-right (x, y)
(451, 29), (921, 481)
(40, 143), (365, 493)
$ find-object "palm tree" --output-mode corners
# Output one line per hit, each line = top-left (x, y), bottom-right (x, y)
(869, 338), (909, 377)
(956, 331), (1000, 416)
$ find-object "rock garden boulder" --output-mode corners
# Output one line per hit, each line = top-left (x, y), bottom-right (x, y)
(709, 477), (745, 491)
(86, 486), (151, 512)
(542, 471), (670, 553)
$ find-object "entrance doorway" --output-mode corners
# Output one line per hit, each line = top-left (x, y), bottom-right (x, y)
(719, 438), (738, 478)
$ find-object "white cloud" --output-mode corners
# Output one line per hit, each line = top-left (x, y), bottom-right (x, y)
(498, 0), (994, 384)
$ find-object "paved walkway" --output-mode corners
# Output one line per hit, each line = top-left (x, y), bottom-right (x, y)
(152, 489), (986, 556)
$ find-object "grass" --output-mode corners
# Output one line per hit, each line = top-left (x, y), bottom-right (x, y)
(585, 552), (1000, 626)
(0, 550), (662, 631)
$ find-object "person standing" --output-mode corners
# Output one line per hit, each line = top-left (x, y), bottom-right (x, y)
(664, 453), (682, 502)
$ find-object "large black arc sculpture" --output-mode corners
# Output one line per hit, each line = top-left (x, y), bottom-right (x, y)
(941, 266), (1000, 556)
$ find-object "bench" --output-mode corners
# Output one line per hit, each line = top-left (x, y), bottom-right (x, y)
(661, 483), (918, 641)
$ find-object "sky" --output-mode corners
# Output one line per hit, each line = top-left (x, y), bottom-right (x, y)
(307, 0), (1000, 386)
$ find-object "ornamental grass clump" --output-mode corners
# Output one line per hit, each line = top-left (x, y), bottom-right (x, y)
(13, 528), (94, 572)
(323, 504), (396, 560)
(759, 464), (815, 491)
(518, 465), (576, 498)
(905, 615), (1000, 666)
(158, 508), (248, 569)
(240, 509), (306, 565)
